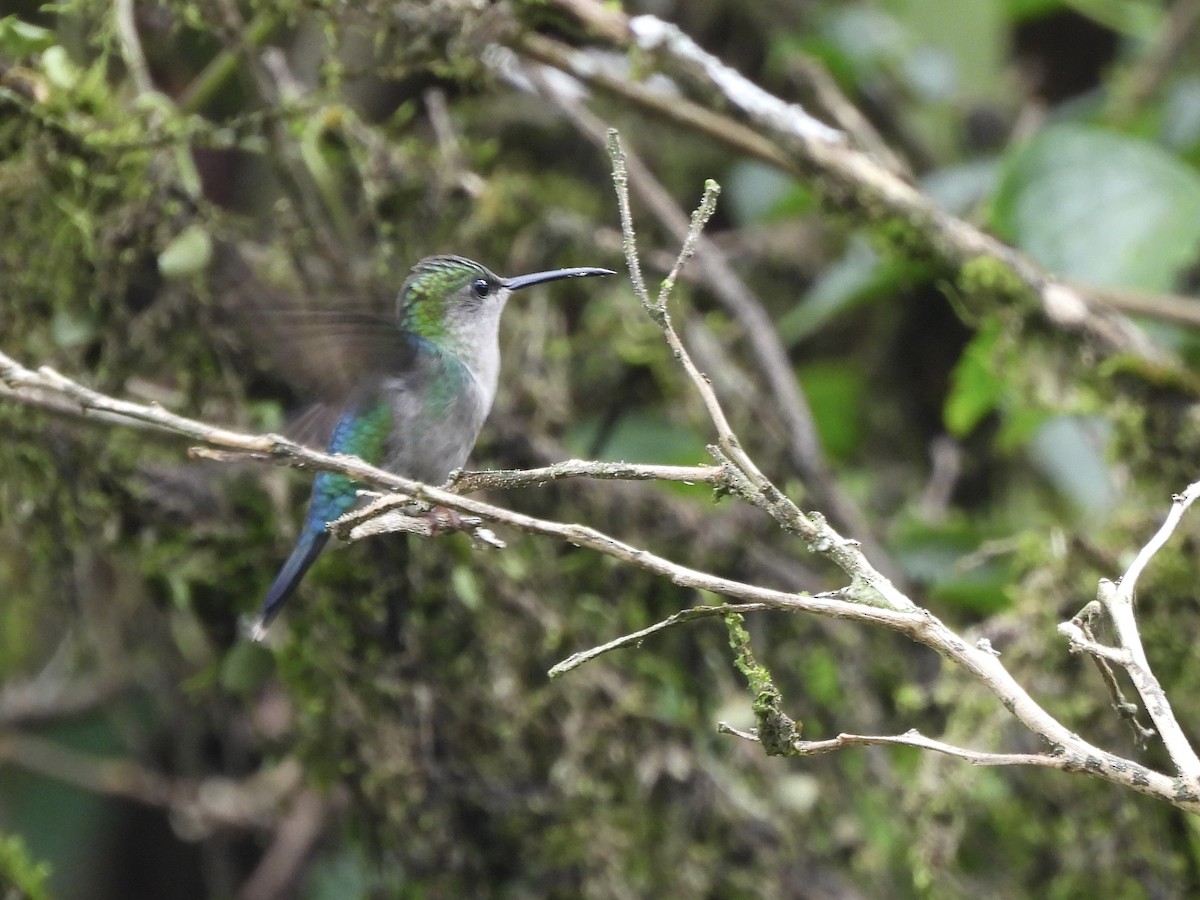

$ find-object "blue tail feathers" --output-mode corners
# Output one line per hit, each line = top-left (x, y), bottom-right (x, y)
(253, 526), (329, 637)
(253, 470), (363, 638)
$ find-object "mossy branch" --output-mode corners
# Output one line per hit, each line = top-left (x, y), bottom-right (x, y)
(724, 612), (801, 756)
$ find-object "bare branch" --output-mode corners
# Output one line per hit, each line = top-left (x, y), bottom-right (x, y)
(1058, 621), (1133, 666)
(793, 730), (1068, 770)
(656, 178), (719, 309)
(1060, 603), (1156, 746)
(1119, 481), (1200, 594)
(604, 136), (914, 615)
(0, 731), (303, 836)
(549, 603), (775, 677)
(447, 460), (724, 493)
(1053, 483), (1200, 787)
(0, 348), (922, 629)
(625, 15), (844, 145)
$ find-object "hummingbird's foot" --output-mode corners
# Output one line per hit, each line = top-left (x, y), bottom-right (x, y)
(425, 507), (506, 549)
(424, 504), (468, 535)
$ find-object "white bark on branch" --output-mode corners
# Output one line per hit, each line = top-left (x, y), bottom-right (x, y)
(1060, 483), (1200, 793)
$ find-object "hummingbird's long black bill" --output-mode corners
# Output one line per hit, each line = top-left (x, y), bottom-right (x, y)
(501, 266), (616, 291)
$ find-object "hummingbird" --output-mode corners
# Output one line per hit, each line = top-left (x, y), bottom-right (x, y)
(252, 254), (614, 637)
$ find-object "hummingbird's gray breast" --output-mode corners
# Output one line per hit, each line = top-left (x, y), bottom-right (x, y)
(378, 352), (491, 485)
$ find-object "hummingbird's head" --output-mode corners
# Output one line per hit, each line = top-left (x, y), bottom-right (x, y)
(397, 255), (615, 354)
(397, 256), (506, 348)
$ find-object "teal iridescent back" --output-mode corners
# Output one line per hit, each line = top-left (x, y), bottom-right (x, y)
(306, 397), (394, 536)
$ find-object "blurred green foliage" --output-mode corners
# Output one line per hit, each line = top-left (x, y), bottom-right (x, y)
(991, 124), (1200, 291)
(0, 834), (51, 900)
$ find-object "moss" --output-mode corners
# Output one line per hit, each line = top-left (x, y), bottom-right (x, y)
(725, 612), (801, 756)
(870, 212), (940, 263)
(956, 255), (1038, 314)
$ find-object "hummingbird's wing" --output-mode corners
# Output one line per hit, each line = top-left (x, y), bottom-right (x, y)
(217, 243), (416, 446)
(254, 309), (417, 396)
(258, 312), (420, 449)
(285, 400), (343, 451)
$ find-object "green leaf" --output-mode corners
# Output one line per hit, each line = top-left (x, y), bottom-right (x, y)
(51, 309), (95, 349)
(0, 16), (55, 56)
(725, 160), (812, 224)
(990, 125), (1200, 291)
(797, 361), (865, 460)
(1026, 414), (1117, 519)
(451, 565), (482, 611)
(890, 516), (1013, 615)
(0, 834), (52, 900)
(39, 45), (79, 90)
(777, 239), (928, 346)
(944, 321), (1004, 437)
(157, 224), (213, 279)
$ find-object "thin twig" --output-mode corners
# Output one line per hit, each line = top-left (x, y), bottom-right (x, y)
(787, 729), (1068, 770)
(1058, 621), (1133, 666)
(1054, 483), (1200, 785)
(595, 138), (1200, 806)
(606, 131), (914, 613)
(447, 460), (723, 492)
(1119, 482), (1200, 593)
(0, 348), (923, 632)
(549, 603), (774, 677)
(1065, 603), (1155, 745)
(657, 179), (719, 309)
(515, 56), (905, 582)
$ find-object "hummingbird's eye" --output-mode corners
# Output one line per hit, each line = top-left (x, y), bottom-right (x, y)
(471, 278), (490, 299)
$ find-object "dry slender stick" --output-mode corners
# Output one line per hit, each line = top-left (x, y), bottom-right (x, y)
(550, 603), (774, 677)
(784, 730), (1070, 770)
